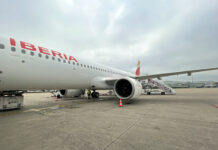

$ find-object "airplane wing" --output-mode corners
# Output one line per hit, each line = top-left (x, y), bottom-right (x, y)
(135, 67), (218, 80)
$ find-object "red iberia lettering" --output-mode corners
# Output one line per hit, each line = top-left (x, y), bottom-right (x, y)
(38, 46), (50, 55)
(51, 50), (63, 59)
(69, 56), (78, 62)
(20, 41), (36, 51)
(10, 38), (16, 46)
(63, 54), (68, 60)
(9, 38), (79, 62)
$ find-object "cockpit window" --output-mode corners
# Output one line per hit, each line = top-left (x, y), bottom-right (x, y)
(0, 44), (5, 49)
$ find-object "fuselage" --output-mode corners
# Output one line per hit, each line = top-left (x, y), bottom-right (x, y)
(0, 36), (134, 91)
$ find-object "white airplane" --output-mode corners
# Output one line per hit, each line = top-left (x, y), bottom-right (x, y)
(0, 36), (218, 103)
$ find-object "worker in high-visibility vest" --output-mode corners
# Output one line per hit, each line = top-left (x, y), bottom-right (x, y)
(87, 89), (91, 99)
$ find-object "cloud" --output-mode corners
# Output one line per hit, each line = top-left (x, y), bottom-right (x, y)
(106, 4), (125, 34)
(0, 0), (218, 81)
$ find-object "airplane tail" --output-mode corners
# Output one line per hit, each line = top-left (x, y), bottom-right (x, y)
(135, 60), (140, 76)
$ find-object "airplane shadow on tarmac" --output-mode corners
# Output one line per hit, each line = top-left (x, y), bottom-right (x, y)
(85, 95), (216, 106)
(130, 97), (217, 106)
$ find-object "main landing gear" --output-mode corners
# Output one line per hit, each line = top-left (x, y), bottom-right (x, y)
(91, 90), (99, 99)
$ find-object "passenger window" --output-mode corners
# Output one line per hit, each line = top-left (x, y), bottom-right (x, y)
(52, 57), (55, 60)
(87, 65), (89, 68)
(73, 62), (75, 65)
(0, 44), (5, 49)
(11, 47), (16, 52)
(38, 53), (42, 57)
(84, 65), (86, 67)
(81, 64), (83, 67)
(45, 55), (49, 59)
(21, 49), (26, 54)
(77, 63), (79, 66)
(58, 58), (61, 62)
(68, 61), (71, 64)
(63, 60), (66, 63)
(30, 52), (34, 56)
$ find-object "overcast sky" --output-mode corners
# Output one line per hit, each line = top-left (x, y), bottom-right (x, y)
(0, 0), (218, 81)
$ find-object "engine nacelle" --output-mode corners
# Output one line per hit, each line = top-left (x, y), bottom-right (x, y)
(114, 77), (143, 100)
(60, 89), (85, 98)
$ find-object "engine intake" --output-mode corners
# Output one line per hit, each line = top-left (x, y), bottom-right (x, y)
(115, 79), (133, 98)
(114, 77), (142, 100)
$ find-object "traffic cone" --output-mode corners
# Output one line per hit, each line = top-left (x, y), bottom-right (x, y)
(119, 99), (123, 107)
(56, 96), (58, 102)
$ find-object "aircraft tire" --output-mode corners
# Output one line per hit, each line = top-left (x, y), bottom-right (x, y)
(91, 92), (99, 98)
(161, 92), (165, 95)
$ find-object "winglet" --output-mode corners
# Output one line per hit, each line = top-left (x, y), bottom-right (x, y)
(135, 60), (140, 76)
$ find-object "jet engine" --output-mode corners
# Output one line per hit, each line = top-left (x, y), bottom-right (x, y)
(114, 77), (142, 101)
(59, 89), (85, 98)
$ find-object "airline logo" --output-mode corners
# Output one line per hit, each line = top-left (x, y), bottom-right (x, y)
(10, 38), (78, 62)
(135, 60), (140, 76)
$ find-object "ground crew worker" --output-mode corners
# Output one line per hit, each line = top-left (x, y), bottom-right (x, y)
(87, 89), (91, 99)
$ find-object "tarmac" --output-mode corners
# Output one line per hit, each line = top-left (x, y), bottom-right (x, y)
(0, 88), (218, 150)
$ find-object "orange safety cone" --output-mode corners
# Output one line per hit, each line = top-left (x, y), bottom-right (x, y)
(119, 99), (123, 107)
(56, 96), (58, 102)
